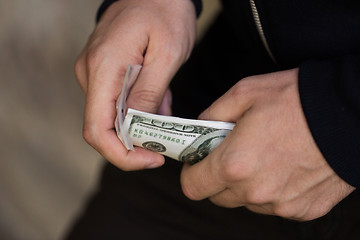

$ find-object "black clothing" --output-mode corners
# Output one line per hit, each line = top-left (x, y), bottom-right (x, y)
(96, 0), (203, 21)
(67, 162), (360, 240)
(67, 0), (360, 239)
(219, 0), (360, 187)
(96, 0), (360, 187)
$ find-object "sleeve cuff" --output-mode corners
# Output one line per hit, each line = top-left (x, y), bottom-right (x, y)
(298, 55), (360, 187)
(96, 0), (118, 22)
(96, 0), (202, 22)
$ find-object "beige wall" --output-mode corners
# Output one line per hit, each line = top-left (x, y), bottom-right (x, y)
(0, 1), (104, 239)
(0, 1), (220, 239)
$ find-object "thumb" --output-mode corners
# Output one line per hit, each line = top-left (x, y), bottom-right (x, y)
(198, 82), (254, 122)
(127, 47), (184, 114)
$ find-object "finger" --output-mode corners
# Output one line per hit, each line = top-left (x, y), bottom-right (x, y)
(245, 203), (274, 216)
(181, 162), (225, 201)
(127, 37), (185, 113)
(83, 50), (165, 170)
(84, 76), (165, 170)
(209, 188), (246, 208)
(82, 14), (178, 170)
(181, 122), (259, 201)
(180, 134), (234, 201)
(210, 190), (275, 215)
(157, 88), (172, 116)
(198, 81), (254, 122)
(74, 50), (88, 94)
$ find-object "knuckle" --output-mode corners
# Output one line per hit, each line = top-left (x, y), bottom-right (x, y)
(244, 186), (276, 205)
(220, 152), (256, 183)
(180, 178), (199, 201)
(82, 124), (95, 145)
(221, 161), (244, 182)
(129, 53), (145, 67)
(273, 203), (297, 219)
(300, 203), (332, 221)
(231, 78), (256, 100)
(74, 57), (84, 79)
(300, 213), (323, 222)
(128, 88), (161, 112)
(85, 39), (144, 71)
(163, 48), (182, 63)
(295, 212), (315, 222)
(86, 47), (103, 68)
(152, 40), (186, 66)
(232, 79), (250, 95)
(85, 40), (112, 69)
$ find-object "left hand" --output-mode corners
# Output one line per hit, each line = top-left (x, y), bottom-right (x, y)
(75, 0), (196, 171)
(180, 68), (355, 221)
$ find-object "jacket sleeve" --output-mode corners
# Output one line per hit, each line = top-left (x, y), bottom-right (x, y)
(298, 55), (360, 188)
(96, 0), (202, 22)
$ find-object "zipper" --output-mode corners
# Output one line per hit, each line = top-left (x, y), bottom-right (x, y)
(249, 0), (278, 65)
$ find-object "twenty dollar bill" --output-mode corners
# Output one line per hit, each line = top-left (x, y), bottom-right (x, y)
(121, 109), (235, 163)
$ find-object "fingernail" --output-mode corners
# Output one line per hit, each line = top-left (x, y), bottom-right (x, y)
(146, 161), (163, 169)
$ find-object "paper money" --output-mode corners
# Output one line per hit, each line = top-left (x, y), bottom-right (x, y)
(122, 109), (235, 163)
(115, 64), (235, 163)
(115, 65), (142, 151)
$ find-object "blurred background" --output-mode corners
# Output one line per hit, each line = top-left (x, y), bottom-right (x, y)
(0, 0), (220, 239)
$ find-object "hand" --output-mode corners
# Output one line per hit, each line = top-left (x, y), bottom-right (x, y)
(180, 68), (355, 221)
(75, 0), (196, 170)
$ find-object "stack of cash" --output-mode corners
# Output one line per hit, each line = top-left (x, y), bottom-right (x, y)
(115, 65), (234, 163)
(122, 109), (234, 163)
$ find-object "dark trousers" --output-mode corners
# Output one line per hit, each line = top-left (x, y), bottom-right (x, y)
(67, 13), (360, 240)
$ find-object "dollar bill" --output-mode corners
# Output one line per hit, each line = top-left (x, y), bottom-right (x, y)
(115, 65), (142, 151)
(122, 109), (235, 163)
(114, 65), (235, 163)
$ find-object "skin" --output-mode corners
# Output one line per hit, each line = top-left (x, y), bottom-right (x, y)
(180, 69), (355, 221)
(75, 0), (196, 170)
(76, 1), (355, 221)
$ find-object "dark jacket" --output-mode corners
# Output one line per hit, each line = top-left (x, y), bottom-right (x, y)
(220, 0), (360, 187)
(97, 0), (360, 188)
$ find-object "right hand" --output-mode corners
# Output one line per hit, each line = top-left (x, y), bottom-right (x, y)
(75, 0), (197, 170)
